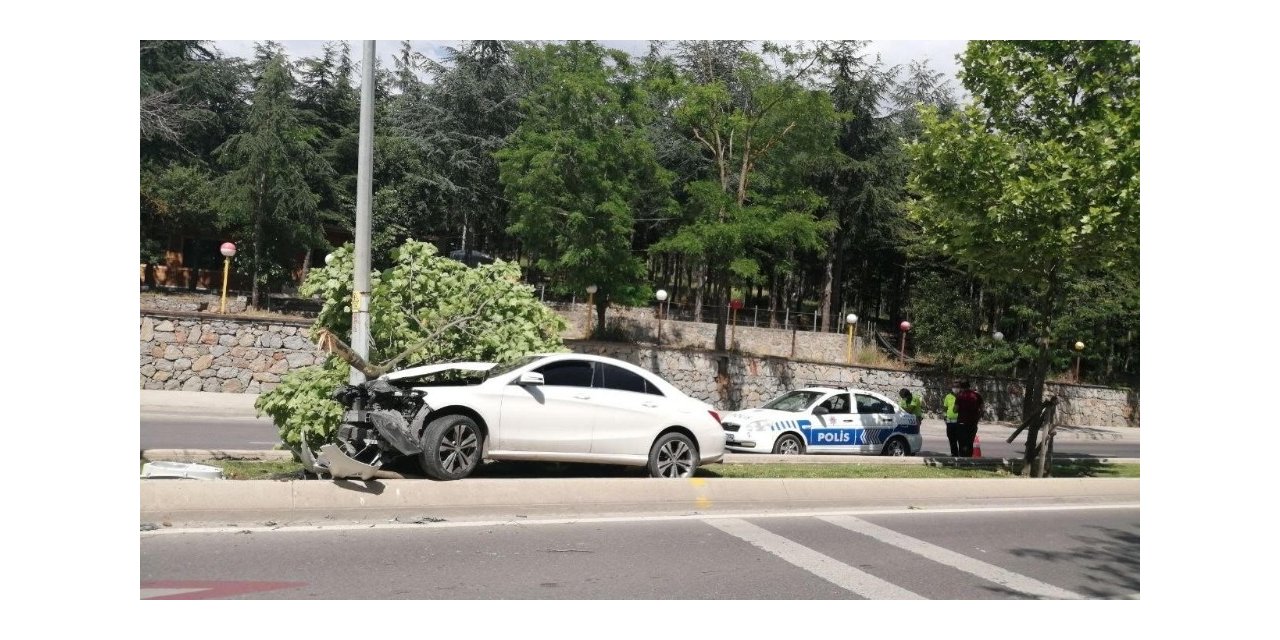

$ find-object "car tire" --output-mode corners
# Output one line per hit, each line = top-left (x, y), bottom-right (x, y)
(418, 414), (484, 481)
(881, 437), (909, 457)
(647, 432), (699, 478)
(773, 433), (806, 455)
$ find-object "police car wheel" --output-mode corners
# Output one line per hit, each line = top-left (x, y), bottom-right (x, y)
(773, 433), (805, 455)
(882, 437), (908, 457)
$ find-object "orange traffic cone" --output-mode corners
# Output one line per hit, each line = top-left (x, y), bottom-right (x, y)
(972, 435), (982, 458)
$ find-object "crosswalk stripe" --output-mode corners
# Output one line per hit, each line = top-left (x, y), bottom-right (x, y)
(818, 514), (1084, 600)
(704, 517), (924, 600)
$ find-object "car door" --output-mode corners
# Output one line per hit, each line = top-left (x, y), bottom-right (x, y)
(497, 359), (597, 453)
(855, 393), (897, 451)
(805, 393), (859, 451)
(588, 363), (669, 456)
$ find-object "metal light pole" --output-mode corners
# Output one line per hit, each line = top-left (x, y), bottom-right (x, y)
(349, 40), (375, 385)
(218, 242), (236, 313)
(655, 289), (668, 344)
(585, 284), (598, 338)
(845, 313), (858, 364)
(899, 321), (912, 363)
(1074, 341), (1085, 382)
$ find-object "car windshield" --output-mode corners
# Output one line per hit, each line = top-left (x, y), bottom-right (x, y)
(484, 354), (544, 380)
(762, 390), (824, 412)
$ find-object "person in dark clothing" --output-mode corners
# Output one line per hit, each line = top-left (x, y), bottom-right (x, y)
(955, 380), (984, 457)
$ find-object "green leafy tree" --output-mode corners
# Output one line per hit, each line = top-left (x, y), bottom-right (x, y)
(497, 41), (674, 330)
(255, 240), (567, 451)
(907, 40), (1139, 472)
(656, 41), (840, 356)
(216, 50), (333, 308)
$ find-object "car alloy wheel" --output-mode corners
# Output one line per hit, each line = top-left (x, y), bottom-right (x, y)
(420, 415), (483, 480)
(773, 433), (804, 455)
(883, 438), (907, 457)
(649, 433), (697, 478)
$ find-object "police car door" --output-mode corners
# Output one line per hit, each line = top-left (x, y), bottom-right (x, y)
(807, 392), (858, 451)
(855, 393), (897, 452)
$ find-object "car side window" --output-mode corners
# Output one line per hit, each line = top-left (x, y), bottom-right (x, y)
(856, 394), (894, 414)
(818, 393), (851, 414)
(599, 363), (646, 394)
(535, 360), (594, 388)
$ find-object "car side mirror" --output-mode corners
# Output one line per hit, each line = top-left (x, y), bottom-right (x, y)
(517, 372), (544, 386)
(813, 407), (829, 416)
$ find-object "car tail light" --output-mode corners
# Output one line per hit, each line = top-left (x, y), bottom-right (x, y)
(708, 410), (721, 425)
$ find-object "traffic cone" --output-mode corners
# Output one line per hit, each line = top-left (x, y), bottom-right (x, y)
(972, 435), (982, 458)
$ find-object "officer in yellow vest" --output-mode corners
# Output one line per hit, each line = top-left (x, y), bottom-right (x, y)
(898, 388), (924, 426)
(943, 383), (961, 456)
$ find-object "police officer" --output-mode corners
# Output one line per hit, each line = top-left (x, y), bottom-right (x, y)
(943, 383), (961, 456)
(898, 388), (923, 426)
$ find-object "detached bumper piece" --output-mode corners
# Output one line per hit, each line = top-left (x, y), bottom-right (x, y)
(317, 443), (383, 481)
(315, 408), (428, 480)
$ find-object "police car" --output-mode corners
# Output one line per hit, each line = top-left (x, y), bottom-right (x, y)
(720, 386), (921, 456)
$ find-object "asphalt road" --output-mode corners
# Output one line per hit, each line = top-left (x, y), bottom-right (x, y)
(140, 504), (1139, 599)
(140, 411), (1140, 459)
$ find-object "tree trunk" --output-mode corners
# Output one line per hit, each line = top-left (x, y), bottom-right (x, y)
(693, 261), (705, 323)
(300, 247), (313, 285)
(768, 269), (779, 329)
(595, 295), (608, 337)
(250, 174), (266, 310)
(713, 269), (728, 352)
(819, 243), (834, 332)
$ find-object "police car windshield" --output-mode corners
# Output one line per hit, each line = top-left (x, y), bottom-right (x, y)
(762, 390), (824, 412)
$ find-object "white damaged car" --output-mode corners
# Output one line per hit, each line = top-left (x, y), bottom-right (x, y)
(311, 353), (726, 480)
(720, 386), (921, 456)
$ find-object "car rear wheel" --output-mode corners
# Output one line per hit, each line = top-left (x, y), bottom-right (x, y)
(419, 414), (483, 480)
(648, 432), (698, 478)
(773, 433), (805, 455)
(881, 437), (909, 457)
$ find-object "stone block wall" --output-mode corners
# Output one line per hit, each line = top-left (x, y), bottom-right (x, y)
(139, 312), (320, 393)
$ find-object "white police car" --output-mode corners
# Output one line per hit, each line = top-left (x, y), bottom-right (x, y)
(720, 386), (921, 456)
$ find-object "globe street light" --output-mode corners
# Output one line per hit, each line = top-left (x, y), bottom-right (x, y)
(324, 253), (334, 265)
(899, 320), (912, 363)
(993, 331), (1004, 341)
(655, 289), (668, 343)
(845, 313), (858, 364)
(585, 284), (598, 338)
(1074, 341), (1085, 382)
(219, 242), (237, 313)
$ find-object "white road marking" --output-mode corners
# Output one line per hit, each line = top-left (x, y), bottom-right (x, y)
(818, 514), (1084, 600)
(140, 503), (1140, 535)
(702, 517), (924, 599)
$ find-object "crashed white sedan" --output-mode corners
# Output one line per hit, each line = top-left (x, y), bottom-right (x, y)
(720, 386), (922, 456)
(312, 353), (725, 480)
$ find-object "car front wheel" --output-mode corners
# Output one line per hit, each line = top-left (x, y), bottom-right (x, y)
(881, 437), (909, 457)
(648, 432), (698, 478)
(419, 414), (483, 480)
(773, 433), (805, 455)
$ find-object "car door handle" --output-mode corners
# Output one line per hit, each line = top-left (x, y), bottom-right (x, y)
(574, 393), (591, 400)
(641, 401), (659, 408)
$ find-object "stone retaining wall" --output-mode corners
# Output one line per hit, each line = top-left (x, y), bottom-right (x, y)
(139, 311), (1136, 428)
(139, 312), (317, 393)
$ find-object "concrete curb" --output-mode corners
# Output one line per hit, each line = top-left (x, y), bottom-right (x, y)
(141, 476), (1140, 528)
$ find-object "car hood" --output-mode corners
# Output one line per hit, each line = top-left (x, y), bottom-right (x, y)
(382, 362), (496, 381)
(720, 408), (805, 426)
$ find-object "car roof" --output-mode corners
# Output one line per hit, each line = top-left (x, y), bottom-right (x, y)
(794, 387), (896, 402)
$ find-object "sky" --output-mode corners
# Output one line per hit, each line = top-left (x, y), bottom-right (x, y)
(213, 39), (969, 94)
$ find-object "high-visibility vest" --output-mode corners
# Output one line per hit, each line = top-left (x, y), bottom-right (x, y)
(903, 395), (923, 421)
(943, 393), (958, 422)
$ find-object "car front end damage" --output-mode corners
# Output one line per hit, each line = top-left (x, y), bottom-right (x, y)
(300, 378), (431, 480)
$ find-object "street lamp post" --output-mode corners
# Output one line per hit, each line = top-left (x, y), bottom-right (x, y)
(899, 321), (912, 363)
(845, 313), (858, 365)
(1074, 341), (1085, 382)
(655, 289), (668, 343)
(219, 242), (237, 313)
(585, 284), (598, 338)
